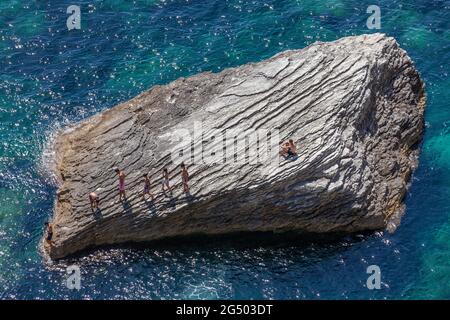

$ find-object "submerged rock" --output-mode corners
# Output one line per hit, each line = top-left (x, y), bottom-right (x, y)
(45, 33), (425, 259)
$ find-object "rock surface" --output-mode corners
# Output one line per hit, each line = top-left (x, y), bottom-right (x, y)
(45, 33), (425, 259)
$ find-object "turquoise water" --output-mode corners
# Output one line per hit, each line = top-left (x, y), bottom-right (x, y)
(0, 0), (449, 299)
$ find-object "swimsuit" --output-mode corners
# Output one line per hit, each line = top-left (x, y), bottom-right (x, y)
(144, 181), (150, 193)
(119, 179), (125, 192)
(46, 230), (53, 241)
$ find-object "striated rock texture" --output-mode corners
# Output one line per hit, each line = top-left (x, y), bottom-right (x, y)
(46, 34), (425, 259)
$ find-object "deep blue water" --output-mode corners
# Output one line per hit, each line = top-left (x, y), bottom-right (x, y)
(0, 0), (449, 299)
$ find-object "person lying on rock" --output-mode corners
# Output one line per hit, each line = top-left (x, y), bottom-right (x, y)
(89, 192), (100, 211)
(279, 139), (298, 158)
(161, 167), (172, 193)
(180, 162), (190, 194)
(114, 167), (127, 201)
(44, 222), (53, 245)
(142, 173), (154, 200)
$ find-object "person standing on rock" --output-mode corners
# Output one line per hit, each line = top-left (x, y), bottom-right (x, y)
(115, 168), (127, 201)
(89, 192), (100, 211)
(44, 222), (53, 245)
(180, 162), (190, 194)
(142, 173), (154, 200)
(161, 167), (171, 193)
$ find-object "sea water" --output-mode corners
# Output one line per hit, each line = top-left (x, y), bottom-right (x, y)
(0, 0), (449, 299)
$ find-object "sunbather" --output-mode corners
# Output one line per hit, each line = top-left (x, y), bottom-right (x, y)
(280, 139), (298, 158)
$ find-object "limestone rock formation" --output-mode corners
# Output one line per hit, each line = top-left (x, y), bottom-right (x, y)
(45, 33), (425, 259)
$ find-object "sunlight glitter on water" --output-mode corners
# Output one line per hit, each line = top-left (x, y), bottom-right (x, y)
(0, 0), (449, 299)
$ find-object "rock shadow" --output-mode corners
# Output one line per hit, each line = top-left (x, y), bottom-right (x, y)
(183, 191), (198, 203)
(144, 198), (157, 215)
(92, 208), (103, 219)
(281, 154), (299, 162)
(121, 198), (133, 214)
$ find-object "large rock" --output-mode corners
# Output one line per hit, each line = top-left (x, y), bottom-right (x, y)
(45, 34), (425, 259)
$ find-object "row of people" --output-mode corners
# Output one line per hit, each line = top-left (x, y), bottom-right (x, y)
(89, 139), (297, 211)
(88, 162), (190, 211)
(44, 164), (191, 245)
